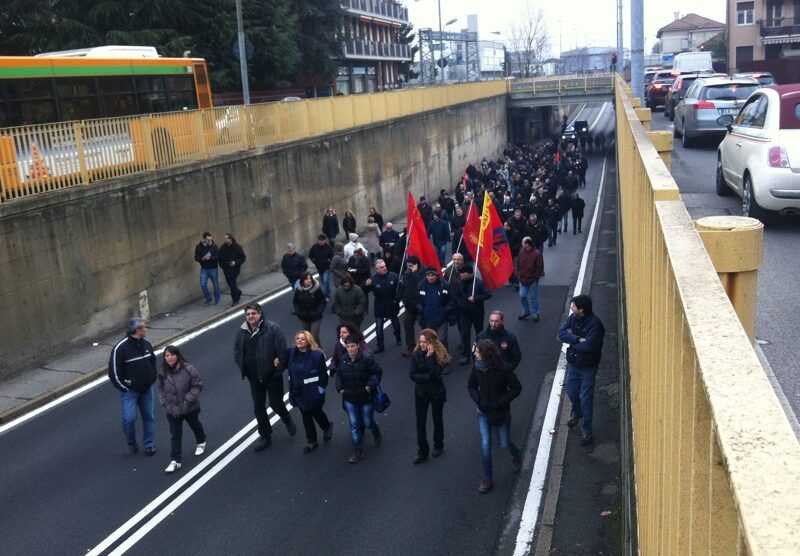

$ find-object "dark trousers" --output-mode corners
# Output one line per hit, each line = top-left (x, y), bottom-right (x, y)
(223, 270), (242, 303)
(375, 315), (401, 348)
(458, 311), (484, 354)
(572, 215), (583, 233)
(403, 308), (418, 348)
(167, 409), (206, 462)
(415, 396), (445, 456)
(300, 406), (331, 444)
(247, 376), (291, 438)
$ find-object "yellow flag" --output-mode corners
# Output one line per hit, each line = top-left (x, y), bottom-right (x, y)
(478, 191), (491, 248)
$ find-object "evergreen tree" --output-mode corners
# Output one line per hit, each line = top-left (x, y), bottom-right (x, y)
(397, 23), (419, 83)
(292, 0), (345, 82)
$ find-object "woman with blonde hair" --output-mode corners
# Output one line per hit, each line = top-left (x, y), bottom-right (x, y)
(409, 328), (451, 464)
(287, 330), (333, 453)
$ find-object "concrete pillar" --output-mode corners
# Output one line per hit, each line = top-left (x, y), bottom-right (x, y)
(694, 216), (764, 343)
(647, 130), (673, 169)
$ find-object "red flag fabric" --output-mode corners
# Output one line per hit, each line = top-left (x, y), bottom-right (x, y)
(406, 192), (442, 275)
(463, 192), (513, 291)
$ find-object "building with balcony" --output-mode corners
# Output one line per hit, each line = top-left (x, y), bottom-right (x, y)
(337, 0), (412, 94)
(656, 13), (725, 56)
(727, 0), (800, 76)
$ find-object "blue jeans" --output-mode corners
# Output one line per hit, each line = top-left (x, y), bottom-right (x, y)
(199, 268), (221, 303)
(343, 400), (379, 451)
(434, 242), (447, 266)
(320, 269), (331, 298)
(519, 280), (539, 316)
(561, 212), (569, 232)
(546, 223), (557, 246)
(120, 386), (156, 449)
(566, 364), (598, 437)
(477, 412), (519, 480)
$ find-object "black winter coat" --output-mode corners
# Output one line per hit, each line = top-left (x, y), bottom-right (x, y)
(475, 326), (522, 372)
(233, 319), (288, 382)
(287, 348), (328, 412)
(322, 213), (340, 238)
(282, 253), (308, 283)
(366, 271), (400, 318)
(409, 349), (446, 401)
(468, 361), (522, 425)
(309, 242), (333, 273)
(343, 215), (357, 235)
(347, 255), (370, 286)
(336, 350), (383, 405)
(293, 279), (326, 322)
(218, 242), (246, 276)
(194, 241), (219, 270)
(108, 336), (157, 393)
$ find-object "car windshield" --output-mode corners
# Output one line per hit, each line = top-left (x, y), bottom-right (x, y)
(758, 77), (776, 85)
(703, 84), (759, 101)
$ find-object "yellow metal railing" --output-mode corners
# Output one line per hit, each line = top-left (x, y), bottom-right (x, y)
(509, 73), (614, 95)
(0, 80), (507, 203)
(616, 75), (800, 553)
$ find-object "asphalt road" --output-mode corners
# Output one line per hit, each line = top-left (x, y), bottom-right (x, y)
(649, 107), (800, 431)
(0, 105), (615, 555)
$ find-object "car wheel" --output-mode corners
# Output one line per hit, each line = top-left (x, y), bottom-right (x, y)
(673, 115), (680, 137)
(681, 124), (694, 148)
(664, 103), (670, 118)
(715, 156), (731, 196)
(669, 103), (675, 121)
(742, 174), (769, 221)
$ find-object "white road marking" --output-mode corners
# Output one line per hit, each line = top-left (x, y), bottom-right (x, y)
(513, 155), (609, 556)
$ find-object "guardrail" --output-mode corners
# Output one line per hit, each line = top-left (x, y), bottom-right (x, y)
(509, 73), (614, 95)
(616, 75), (800, 553)
(0, 80), (507, 203)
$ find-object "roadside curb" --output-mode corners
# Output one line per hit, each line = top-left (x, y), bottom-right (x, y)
(0, 284), (290, 426)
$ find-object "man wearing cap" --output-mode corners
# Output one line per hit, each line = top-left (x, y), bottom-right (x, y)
(108, 317), (158, 455)
(308, 234), (334, 300)
(343, 233), (365, 260)
(281, 243), (308, 289)
(453, 264), (491, 365)
(415, 267), (454, 352)
(398, 255), (423, 356)
(233, 302), (297, 451)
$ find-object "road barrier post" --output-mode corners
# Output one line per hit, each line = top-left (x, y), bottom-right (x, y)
(635, 106), (651, 131)
(646, 130), (673, 169)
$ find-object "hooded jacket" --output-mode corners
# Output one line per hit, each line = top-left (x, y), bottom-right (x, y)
(233, 307), (288, 382)
(293, 278), (326, 322)
(108, 336), (157, 393)
(157, 362), (203, 416)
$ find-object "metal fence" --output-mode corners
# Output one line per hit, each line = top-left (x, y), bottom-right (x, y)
(0, 80), (507, 203)
(616, 75), (800, 553)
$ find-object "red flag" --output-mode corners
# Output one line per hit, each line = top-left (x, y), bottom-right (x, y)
(406, 192), (442, 275)
(463, 192), (513, 290)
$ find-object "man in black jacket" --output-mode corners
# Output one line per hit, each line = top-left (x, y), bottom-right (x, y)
(322, 207), (340, 243)
(308, 235), (334, 300)
(194, 232), (220, 305)
(364, 259), (401, 353)
(398, 256), (423, 356)
(281, 243), (308, 288)
(218, 233), (246, 306)
(475, 311), (522, 372)
(108, 317), (157, 455)
(558, 294), (605, 446)
(233, 303), (297, 452)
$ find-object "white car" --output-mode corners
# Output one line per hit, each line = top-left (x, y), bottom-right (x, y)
(716, 85), (800, 220)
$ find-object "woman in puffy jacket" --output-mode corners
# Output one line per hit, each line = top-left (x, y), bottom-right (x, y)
(409, 329), (451, 464)
(158, 345), (206, 474)
(467, 339), (522, 494)
(293, 272), (326, 347)
(364, 216), (382, 265)
(287, 331), (333, 453)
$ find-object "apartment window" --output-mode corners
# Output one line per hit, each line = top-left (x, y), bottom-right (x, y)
(767, 0), (783, 26)
(736, 45), (754, 65)
(736, 1), (754, 25)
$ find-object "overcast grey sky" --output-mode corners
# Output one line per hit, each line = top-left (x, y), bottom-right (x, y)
(406, 0), (726, 56)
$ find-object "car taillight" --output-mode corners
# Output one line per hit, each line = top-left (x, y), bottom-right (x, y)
(768, 146), (790, 168)
(694, 100), (716, 110)
(654, 84), (663, 90)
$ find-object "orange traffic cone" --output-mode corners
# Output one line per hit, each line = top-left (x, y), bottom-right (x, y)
(29, 144), (49, 179)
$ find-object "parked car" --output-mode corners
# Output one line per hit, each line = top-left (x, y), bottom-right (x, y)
(733, 72), (777, 86)
(664, 71), (719, 120)
(716, 84), (800, 220)
(674, 76), (760, 147)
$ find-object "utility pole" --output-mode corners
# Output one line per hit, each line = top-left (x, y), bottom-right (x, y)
(437, 0), (443, 84)
(631, 0), (644, 102)
(616, 0), (624, 76)
(236, 0), (250, 104)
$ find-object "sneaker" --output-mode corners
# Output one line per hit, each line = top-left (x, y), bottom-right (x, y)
(144, 447), (157, 457)
(194, 442), (206, 456)
(532, 314), (540, 322)
(413, 453), (428, 464)
(518, 312), (530, 320)
(253, 435), (272, 452)
(432, 447), (443, 458)
(372, 428), (382, 447)
(374, 346), (385, 354)
(303, 442), (319, 454)
(567, 412), (581, 428)
(511, 456), (522, 473)
(165, 460), (181, 473)
(395, 337), (403, 346)
(128, 442), (139, 454)
(204, 299), (212, 305)
(285, 418), (297, 436)
(478, 478), (493, 493)
(580, 434), (594, 447)
(348, 450), (363, 464)
(323, 422), (334, 442)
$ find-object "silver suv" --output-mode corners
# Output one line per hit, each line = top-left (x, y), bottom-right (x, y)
(674, 76), (760, 147)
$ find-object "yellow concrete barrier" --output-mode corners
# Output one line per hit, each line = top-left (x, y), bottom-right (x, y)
(616, 74), (800, 553)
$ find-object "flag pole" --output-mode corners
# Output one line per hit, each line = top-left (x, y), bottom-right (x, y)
(448, 203), (472, 283)
(397, 194), (415, 287)
(472, 192), (489, 298)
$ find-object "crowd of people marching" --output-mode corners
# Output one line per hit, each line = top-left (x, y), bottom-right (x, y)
(109, 134), (605, 494)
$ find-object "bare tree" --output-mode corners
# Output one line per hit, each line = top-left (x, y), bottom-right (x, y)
(506, 4), (550, 77)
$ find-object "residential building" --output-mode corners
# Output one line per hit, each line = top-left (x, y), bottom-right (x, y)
(657, 13), (725, 55)
(337, 0), (412, 94)
(727, 0), (800, 74)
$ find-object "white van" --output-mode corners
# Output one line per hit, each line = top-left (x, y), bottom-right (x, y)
(673, 51), (713, 73)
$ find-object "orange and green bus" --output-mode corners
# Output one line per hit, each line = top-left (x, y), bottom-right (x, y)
(0, 46), (212, 128)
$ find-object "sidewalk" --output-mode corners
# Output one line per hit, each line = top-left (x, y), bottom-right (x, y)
(0, 217), (408, 425)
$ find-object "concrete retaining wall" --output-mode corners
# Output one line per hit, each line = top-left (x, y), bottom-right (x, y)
(0, 96), (507, 378)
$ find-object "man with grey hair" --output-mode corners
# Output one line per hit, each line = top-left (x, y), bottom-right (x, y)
(364, 259), (401, 353)
(108, 317), (158, 455)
